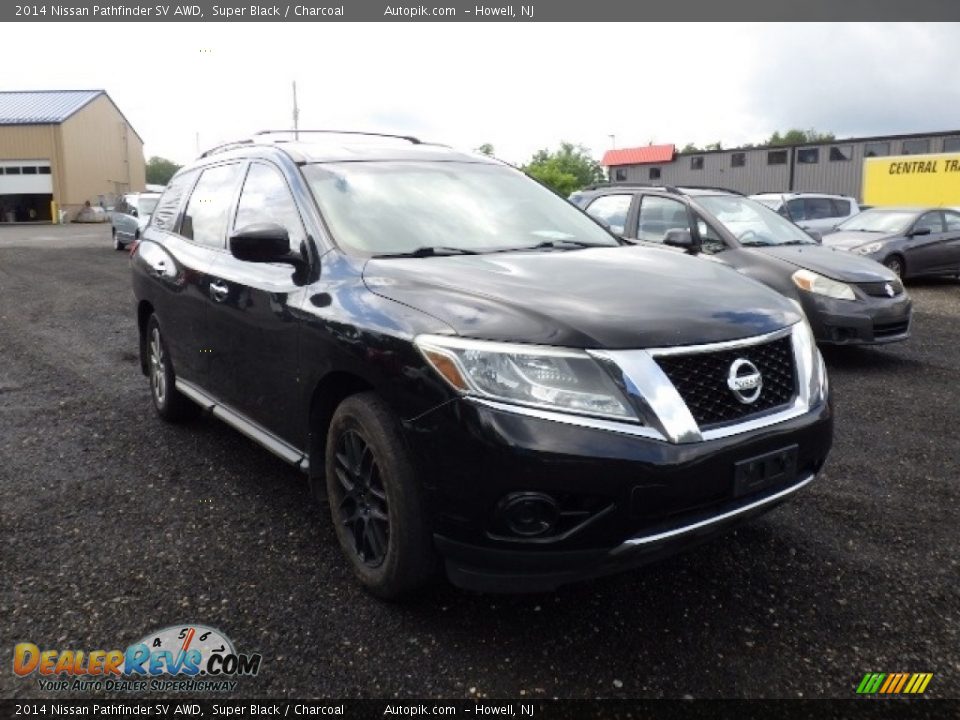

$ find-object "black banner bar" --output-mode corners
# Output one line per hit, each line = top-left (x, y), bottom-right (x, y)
(1, 699), (956, 720)
(4, 0), (960, 22)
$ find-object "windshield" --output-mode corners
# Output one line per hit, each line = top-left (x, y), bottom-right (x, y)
(302, 162), (619, 256)
(137, 197), (159, 215)
(696, 195), (815, 246)
(835, 208), (916, 233)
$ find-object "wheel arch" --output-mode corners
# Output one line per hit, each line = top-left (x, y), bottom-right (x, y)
(137, 300), (155, 376)
(306, 371), (375, 489)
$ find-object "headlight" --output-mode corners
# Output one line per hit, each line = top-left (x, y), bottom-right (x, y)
(792, 320), (828, 407)
(415, 335), (638, 421)
(853, 241), (883, 255)
(791, 269), (856, 300)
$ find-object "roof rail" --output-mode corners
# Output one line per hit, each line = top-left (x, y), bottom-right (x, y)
(252, 129), (423, 144)
(198, 129), (429, 159)
(672, 185), (744, 195)
(581, 182), (681, 193)
(198, 139), (254, 158)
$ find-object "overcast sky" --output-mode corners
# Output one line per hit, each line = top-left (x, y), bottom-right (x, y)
(3, 22), (959, 165)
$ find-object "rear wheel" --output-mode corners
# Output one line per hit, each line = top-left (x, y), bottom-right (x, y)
(884, 255), (905, 278)
(325, 392), (436, 599)
(112, 229), (124, 251)
(146, 315), (197, 422)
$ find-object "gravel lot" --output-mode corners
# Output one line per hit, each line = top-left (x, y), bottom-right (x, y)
(1, 224), (958, 700)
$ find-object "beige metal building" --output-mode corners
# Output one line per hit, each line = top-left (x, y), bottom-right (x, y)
(0, 90), (145, 222)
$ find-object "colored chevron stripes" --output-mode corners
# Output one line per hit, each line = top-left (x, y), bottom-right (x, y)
(856, 672), (933, 694)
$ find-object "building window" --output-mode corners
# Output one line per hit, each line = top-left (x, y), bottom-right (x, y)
(797, 148), (819, 164)
(614, 168), (627, 182)
(829, 145), (852, 161)
(690, 156), (704, 170)
(22, 166), (38, 175)
(5, 167), (21, 175)
(767, 150), (788, 165)
(902, 138), (930, 155)
(38, 166), (51, 175)
(864, 142), (890, 157)
(943, 137), (960, 153)
(730, 153), (746, 168)
(649, 167), (661, 180)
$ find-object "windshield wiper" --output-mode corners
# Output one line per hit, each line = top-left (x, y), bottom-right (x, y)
(493, 239), (606, 253)
(739, 240), (776, 247)
(373, 246), (481, 259)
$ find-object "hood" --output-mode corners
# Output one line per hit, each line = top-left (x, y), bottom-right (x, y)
(822, 230), (896, 251)
(755, 244), (897, 282)
(363, 246), (801, 349)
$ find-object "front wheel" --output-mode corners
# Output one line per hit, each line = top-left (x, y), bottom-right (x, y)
(112, 230), (124, 251)
(884, 255), (905, 278)
(325, 393), (437, 599)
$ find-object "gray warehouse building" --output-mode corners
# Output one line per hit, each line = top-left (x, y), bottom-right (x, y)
(602, 130), (960, 201)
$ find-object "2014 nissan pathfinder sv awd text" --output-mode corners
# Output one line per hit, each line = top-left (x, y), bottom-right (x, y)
(131, 131), (833, 598)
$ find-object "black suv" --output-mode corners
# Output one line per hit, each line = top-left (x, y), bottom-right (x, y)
(132, 132), (832, 598)
(571, 185), (912, 345)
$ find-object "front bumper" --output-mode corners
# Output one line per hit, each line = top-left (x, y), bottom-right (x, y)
(801, 291), (912, 345)
(402, 395), (833, 593)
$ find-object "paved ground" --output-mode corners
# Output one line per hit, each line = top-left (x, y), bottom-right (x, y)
(1, 224), (958, 700)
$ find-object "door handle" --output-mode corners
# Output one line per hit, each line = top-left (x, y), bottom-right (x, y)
(209, 280), (229, 302)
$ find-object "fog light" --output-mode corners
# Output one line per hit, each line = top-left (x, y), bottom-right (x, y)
(496, 492), (559, 538)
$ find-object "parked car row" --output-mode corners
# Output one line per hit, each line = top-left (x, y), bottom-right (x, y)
(129, 133), (833, 598)
(573, 185), (912, 346)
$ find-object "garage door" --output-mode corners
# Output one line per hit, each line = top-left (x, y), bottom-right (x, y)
(0, 160), (53, 194)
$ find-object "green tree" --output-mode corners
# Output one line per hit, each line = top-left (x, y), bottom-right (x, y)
(681, 143), (702, 153)
(704, 141), (723, 151)
(766, 129), (835, 146)
(522, 142), (604, 196)
(474, 143), (495, 156)
(145, 156), (183, 186)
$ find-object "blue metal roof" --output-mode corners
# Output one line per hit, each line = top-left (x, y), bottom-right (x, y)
(0, 90), (104, 125)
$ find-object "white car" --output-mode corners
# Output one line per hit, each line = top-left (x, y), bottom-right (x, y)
(750, 192), (860, 234)
(110, 193), (160, 250)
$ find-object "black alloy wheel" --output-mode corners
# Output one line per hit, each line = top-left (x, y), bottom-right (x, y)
(333, 429), (390, 567)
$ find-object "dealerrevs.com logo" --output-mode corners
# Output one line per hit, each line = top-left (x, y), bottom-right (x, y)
(13, 624), (262, 693)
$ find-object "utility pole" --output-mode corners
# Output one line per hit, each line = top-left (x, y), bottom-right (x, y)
(609, 134), (616, 149)
(292, 81), (300, 140)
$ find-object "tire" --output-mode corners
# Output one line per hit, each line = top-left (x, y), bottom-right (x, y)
(884, 254), (905, 278)
(112, 230), (124, 251)
(146, 315), (197, 422)
(325, 392), (437, 599)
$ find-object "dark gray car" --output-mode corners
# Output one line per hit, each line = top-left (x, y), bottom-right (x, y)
(573, 185), (912, 345)
(822, 206), (960, 279)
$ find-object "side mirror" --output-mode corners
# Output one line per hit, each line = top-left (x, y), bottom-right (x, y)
(908, 226), (932, 237)
(663, 228), (700, 254)
(807, 229), (822, 243)
(129, 208), (138, 218)
(229, 223), (296, 264)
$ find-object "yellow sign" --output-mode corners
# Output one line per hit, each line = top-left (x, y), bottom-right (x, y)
(863, 153), (960, 207)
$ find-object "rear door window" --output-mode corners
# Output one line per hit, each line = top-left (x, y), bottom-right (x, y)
(944, 211), (960, 232)
(181, 164), (243, 248)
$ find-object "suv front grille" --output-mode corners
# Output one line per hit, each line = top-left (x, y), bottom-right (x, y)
(654, 335), (797, 428)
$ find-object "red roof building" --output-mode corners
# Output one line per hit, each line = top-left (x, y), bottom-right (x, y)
(601, 144), (675, 167)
